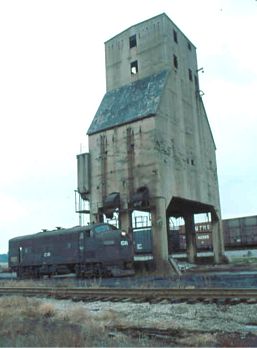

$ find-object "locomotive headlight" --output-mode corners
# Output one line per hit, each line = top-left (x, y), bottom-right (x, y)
(121, 231), (127, 237)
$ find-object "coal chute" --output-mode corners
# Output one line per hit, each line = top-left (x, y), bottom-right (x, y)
(103, 192), (121, 219)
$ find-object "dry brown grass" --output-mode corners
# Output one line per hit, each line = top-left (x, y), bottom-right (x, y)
(37, 302), (56, 317)
(0, 296), (155, 347)
(0, 278), (104, 289)
(0, 295), (245, 347)
(0, 280), (49, 288)
(2, 279), (77, 287)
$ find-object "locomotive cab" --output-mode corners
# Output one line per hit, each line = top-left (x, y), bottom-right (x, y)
(77, 223), (134, 277)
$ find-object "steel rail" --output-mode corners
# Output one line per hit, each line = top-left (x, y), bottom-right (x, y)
(1, 287), (257, 302)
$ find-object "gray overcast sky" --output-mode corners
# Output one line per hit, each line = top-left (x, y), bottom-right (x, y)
(0, 0), (256, 252)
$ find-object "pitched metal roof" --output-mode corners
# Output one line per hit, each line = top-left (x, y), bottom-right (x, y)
(87, 70), (169, 135)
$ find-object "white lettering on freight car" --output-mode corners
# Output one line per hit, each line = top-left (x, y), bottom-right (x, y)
(197, 235), (210, 240)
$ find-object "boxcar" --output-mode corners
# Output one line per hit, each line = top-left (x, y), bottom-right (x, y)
(223, 215), (257, 249)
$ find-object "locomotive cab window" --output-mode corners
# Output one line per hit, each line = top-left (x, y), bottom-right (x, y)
(85, 230), (92, 237)
(94, 224), (117, 234)
(79, 232), (85, 251)
(18, 246), (23, 262)
(94, 225), (109, 233)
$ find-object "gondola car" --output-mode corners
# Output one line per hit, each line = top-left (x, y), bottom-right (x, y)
(8, 223), (134, 278)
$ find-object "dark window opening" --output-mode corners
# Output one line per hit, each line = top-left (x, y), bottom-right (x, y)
(129, 34), (137, 48)
(188, 69), (193, 81)
(130, 60), (138, 75)
(173, 29), (178, 43)
(188, 42), (191, 50)
(173, 55), (178, 69)
(194, 75), (199, 90)
(19, 247), (23, 263)
(85, 230), (91, 237)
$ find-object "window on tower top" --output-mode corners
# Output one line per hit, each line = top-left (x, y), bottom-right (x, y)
(188, 68), (193, 81)
(130, 60), (138, 75)
(173, 29), (178, 43)
(129, 34), (137, 48)
(173, 55), (178, 69)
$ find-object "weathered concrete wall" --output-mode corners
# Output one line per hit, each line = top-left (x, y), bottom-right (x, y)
(155, 73), (221, 213)
(88, 116), (158, 220)
(105, 13), (197, 92)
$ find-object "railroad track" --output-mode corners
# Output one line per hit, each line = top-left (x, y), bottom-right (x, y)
(1, 287), (257, 304)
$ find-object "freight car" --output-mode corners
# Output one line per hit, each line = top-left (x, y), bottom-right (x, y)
(8, 223), (134, 279)
(170, 216), (257, 251)
(133, 215), (257, 258)
(223, 215), (257, 249)
(168, 223), (212, 253)
(132, 225), (212, 260)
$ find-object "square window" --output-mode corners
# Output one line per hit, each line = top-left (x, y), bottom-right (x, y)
(129, 34), (137, 48)
(130, 60), (138, 75)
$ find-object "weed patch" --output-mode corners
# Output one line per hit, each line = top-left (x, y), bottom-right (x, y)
(0, 296), (157, 347)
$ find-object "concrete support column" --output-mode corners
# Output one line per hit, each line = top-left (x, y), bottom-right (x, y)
(184, 214), (197, 263)
(91, 210), (104, 224)
(151, 198), (169, 272)
(211, 214), (225, 264)
(119, 210), (132, 236)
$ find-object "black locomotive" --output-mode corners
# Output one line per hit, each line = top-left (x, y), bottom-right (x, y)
(8, 223), (134, 278)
